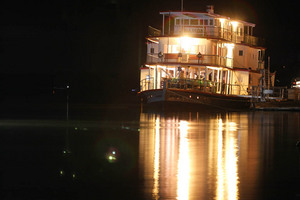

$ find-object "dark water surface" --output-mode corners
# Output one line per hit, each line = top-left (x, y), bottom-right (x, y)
(1, 105), (300, 200)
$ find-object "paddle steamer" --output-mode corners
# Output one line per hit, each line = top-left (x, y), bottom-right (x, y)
(139, 6), (275, 110)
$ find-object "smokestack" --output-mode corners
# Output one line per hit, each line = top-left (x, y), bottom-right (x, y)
(206, 5), (214, 14)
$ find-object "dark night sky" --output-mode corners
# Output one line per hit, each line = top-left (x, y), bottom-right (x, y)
(0, 0), (299, 103)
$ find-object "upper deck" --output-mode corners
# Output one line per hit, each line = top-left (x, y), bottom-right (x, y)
(149, 9), (264, 47)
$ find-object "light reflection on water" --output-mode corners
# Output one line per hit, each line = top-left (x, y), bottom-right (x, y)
(177, 120), (190, 200)
(1, 108), (300, 199)
(139, 111), (300, 200)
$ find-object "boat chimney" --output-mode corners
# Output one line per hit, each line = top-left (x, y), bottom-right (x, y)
(206, 5), (214, 14)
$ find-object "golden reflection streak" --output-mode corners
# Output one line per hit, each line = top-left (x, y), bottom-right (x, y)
(152, 117), (160, 199)
(216, 119), (239, 200)
(216, 118), (224, 200)
(226, 136), (238, 200)
(225, 120), (239, 200)
(177, 120), (190, 200)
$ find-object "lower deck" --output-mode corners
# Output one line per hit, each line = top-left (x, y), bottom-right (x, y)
(139, 88), (252, 110)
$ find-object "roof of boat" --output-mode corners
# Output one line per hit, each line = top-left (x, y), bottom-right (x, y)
(159, 11), (256, 27)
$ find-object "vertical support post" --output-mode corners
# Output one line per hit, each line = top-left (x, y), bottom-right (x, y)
(219, 43), (222, 66)
(154, 65), (157, 89)
(268, 56), (270, 90)
(204, 66), (207, 92)
(229, 70), (233, 95)
(148, 66), (151, 90)
(220, 68), (223, 93)
(162, 14), (165, 36)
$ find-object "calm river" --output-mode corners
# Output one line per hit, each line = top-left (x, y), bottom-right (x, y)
(1, 106), (300, 199)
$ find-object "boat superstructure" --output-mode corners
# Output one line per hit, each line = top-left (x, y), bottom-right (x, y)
(139, 6), (276, 109)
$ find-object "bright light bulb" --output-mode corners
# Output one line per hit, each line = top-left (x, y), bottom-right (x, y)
(231, 21), (238, 31)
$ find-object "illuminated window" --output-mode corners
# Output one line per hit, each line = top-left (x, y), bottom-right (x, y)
(204, 19), (208, 25)
(176, 19), (181, 25)
(151, 48), (154, 54)
(184, 19), (189, 25)
(190, 45), (197, 54)
(200, 19), (204, 25)
(172, 45), (179, 53)
(190, 19), (198, 25)
(215, 19), (219, 26)
(258, 50), (264, 61)
(237, 27), (243, 36)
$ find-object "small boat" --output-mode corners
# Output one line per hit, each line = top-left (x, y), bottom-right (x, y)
(138, 5), (281, 110)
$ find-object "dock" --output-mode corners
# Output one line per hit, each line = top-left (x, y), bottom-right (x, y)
(253, 101), (300, 111)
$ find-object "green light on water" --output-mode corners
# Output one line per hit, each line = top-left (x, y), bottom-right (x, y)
(108, 155), (117, 162)
(109, 156), (115, 160)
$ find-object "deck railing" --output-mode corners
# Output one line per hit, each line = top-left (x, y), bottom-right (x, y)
(151, 26), (265, 47)
(140, 78), (287, 102)
(146, 53), (233, 67)
(140, 77), (154, 91)
(164, 78), (249, 95)
(140, 77), (249, 96)
(250, 86), (287, 102)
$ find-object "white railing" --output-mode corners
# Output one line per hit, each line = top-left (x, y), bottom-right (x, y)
(250, 86), (287, 102)
(141, 77), (249, 96)
(164, 78), (249, 95)
(146, 54), (233, 68)
(166, 26), (265, 46)
(140, 77), (154, 92)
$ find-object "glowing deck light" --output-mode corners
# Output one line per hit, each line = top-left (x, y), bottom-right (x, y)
(230, 21), (238, 31)
(293, 81), (300, 88)
(219, 18), (225, 28)
(224, 43), (235, 67)
(224, 43), (235, 57)
(179, 36), (198, 53)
